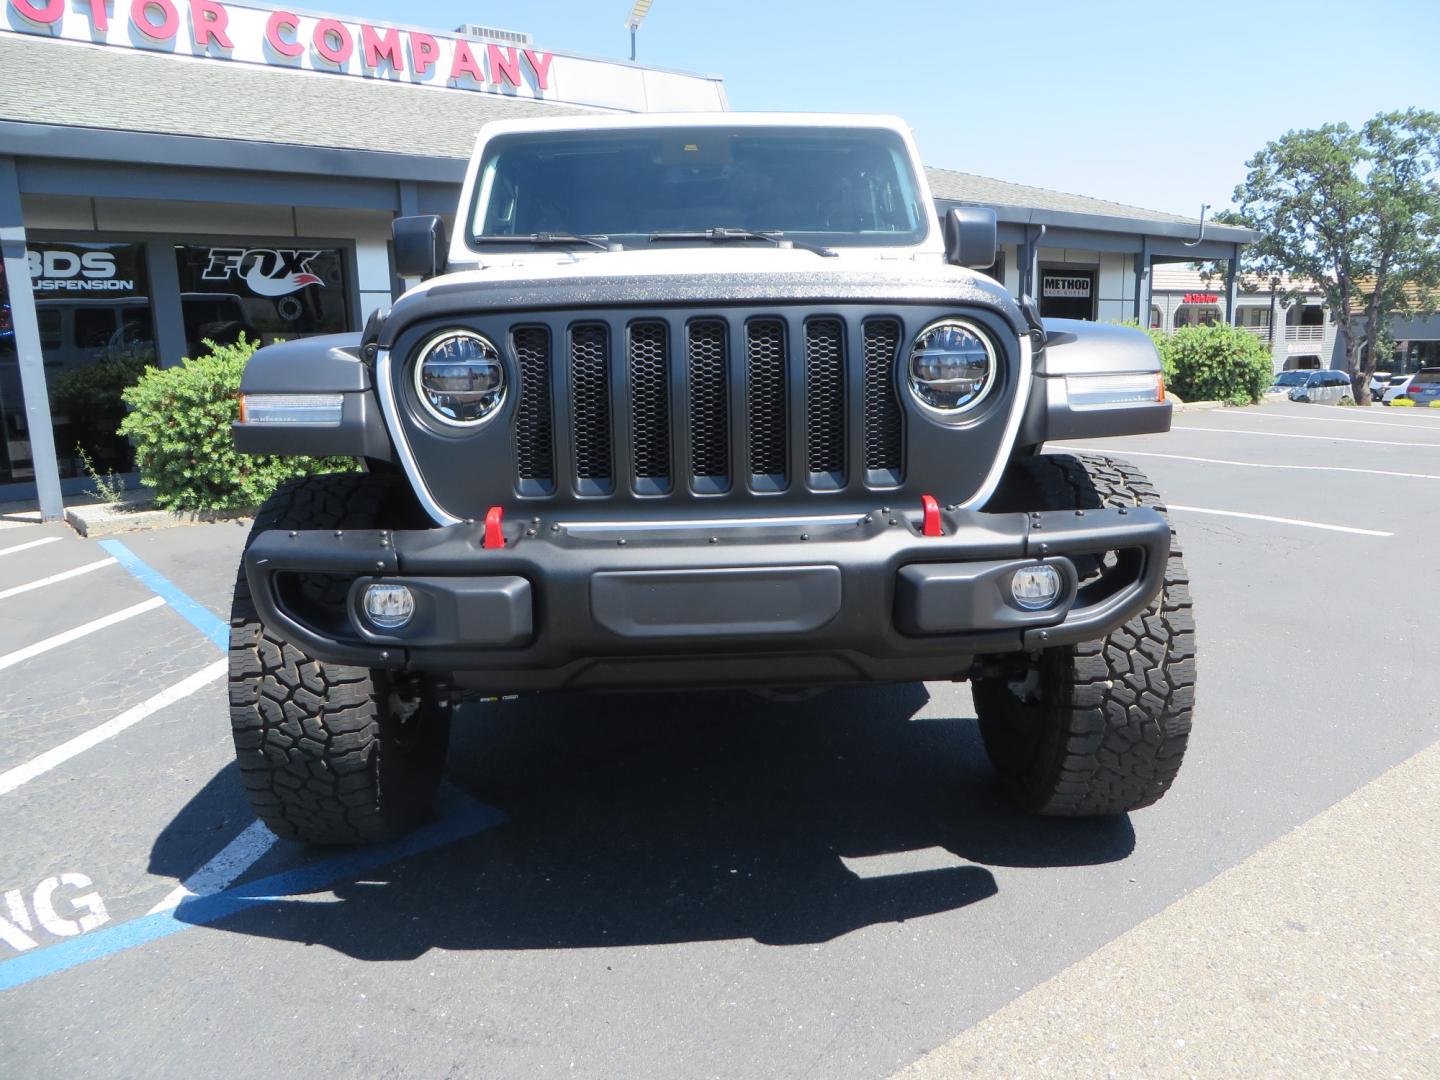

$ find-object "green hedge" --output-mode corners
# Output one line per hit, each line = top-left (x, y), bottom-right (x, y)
(118, 335), (355, 511)
(1156, 323), (1273, 406)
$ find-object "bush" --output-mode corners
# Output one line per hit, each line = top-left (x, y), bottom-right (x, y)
(118, 335), (355, 511)
(1156, 323), (1273, 406)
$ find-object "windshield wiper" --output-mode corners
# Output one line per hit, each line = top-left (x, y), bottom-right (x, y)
(472, 232), (621, 252)
(647, 228), (838, 258)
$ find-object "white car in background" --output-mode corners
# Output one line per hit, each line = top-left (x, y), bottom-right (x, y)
(1381, 375), (1414, 404)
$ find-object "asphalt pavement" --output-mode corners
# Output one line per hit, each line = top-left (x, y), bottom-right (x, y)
(1, 399), (1437, 1078)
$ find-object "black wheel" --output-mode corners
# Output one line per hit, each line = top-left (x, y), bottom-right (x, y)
(228, 473), (451, 845)
(973, 453), (1195, 816)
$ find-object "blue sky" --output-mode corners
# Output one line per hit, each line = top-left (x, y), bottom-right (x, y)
(327, 0), (1439, 218)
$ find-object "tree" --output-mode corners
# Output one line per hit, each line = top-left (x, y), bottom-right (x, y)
(1225, 110), (1440, 403)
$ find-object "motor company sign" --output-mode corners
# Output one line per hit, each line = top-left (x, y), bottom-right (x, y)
(4, 0), (563, 100)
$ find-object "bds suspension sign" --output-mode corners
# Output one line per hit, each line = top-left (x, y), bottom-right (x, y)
(4, 0), (558, 99)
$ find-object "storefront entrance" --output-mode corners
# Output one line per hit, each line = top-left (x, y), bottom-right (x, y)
(1039, 269), (1095, 321)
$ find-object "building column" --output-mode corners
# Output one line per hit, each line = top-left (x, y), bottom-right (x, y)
(0, 156), (63, 520)
(1224, 246), (1240, 325)
(1132, 236), (1151, 324)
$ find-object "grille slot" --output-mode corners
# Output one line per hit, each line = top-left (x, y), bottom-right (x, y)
(745, 319), (787, 489)
(804, 318), (846, 486)
(862, 318), (904, 481)
(686, 319), (730, 492)
(628, 321), (671, 493)
(570, 323), (613, 494)
(512, 326), (554, 494)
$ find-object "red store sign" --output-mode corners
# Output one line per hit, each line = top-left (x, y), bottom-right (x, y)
(5, 0), (555, 93)
(1182, 293), (1220, 304)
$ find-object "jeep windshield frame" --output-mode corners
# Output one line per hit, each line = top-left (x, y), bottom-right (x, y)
(467, 125), (930, 252)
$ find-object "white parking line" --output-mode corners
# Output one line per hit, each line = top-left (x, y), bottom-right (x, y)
(0, 596), (166, 672)
(0, 659), (227, 796)
(146, 820), (279, 915)
(1172, 426), (1440, 449)
(0, 536), (62, 557)
(1166, 505), (1393, 537)
(1048, 446), (1440, 482)
(0, 558), (117, 601)
(1213, 409), (1440, 431)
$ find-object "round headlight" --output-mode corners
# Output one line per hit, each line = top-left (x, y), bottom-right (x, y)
(414, 330), (505, 426)
(906, 319), (997, 415)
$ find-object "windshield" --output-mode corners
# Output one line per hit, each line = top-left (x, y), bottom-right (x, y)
(1273, 371), (1309, 386)
(468, 126), (928, 249)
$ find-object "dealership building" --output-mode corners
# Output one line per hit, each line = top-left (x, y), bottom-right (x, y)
(0, 0), (1256, 518)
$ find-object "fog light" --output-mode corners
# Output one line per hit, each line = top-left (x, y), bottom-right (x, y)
(1011, 565), (1061, 610)
(364, 583), (414, 629)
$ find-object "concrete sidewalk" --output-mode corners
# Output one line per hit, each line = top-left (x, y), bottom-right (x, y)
(896, 741), (1440, 1079)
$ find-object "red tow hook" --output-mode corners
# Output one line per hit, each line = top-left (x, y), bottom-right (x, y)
(483, 505), (505, 549)
(921, 494), (942, 537)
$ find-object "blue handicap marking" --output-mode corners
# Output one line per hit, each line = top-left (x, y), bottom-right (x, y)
(97, 539), (230, 652)
(0, 786), (507, 993)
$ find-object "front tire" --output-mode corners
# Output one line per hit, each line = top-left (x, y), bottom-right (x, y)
(228, 473), (451, 845)
(973, 454), (1196, 816)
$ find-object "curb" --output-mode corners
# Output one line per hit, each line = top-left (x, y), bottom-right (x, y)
(1172, 400), (1225, 413)
(67, 503), (255, 538)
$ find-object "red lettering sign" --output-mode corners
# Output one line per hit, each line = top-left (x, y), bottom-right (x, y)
(10, 0), (62, 25)
(409, 32), (440, 76)
(262, 11), (302, 57)
(80, 0), (108, 31)
(361, 25), (404, 72)
(450, 39), (483, 82)
(131, 0), (178, 42)
(1183, 292), (1219, 304)
(524, 49), (553, 90)
(488, 44), (521, 86)
(190, 0), (232, 49)
(312, 18), (352, 65)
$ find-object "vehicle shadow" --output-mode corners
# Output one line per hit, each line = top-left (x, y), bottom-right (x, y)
(159, 684), (1136, 959)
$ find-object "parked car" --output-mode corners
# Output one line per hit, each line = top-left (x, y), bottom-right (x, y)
(1287, 369), (1354, 404)
(1382, 374), (1415, 404)
(1398, 367), (1440, 406)
(1267, 370), (1311, 397)
(1368, 370), (1393, 402)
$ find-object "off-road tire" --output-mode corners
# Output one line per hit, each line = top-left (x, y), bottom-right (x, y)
(228, 472), (450, 845)
(973, 453), (1195, 815)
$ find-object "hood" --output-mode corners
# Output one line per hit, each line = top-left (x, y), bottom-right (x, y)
(375, 249), (1024, 350)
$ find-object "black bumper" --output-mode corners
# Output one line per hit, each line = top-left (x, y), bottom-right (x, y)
(243, 505), (1169, 693)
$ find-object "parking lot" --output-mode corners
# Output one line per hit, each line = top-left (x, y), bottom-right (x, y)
(1, 400), (1437, 1078)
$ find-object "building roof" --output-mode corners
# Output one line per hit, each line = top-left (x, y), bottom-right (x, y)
(926, 167), (1199, 227)
(0, 33), (588, 159)
(1151, 265), (1323, 295)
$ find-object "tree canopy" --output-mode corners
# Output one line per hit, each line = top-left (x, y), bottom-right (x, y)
(1224, 109), (1440, 402)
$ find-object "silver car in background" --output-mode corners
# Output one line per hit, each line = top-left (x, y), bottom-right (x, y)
(1284, 369), (1354, 404)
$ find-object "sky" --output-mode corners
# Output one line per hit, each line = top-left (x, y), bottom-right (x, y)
(323, 0), (1438, 218)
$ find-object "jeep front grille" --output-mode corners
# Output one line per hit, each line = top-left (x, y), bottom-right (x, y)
(506, 312), (908, 499)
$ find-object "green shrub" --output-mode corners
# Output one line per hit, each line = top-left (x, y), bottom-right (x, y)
(118, 335), (355, 511)
(1156, 323), (1273, 406)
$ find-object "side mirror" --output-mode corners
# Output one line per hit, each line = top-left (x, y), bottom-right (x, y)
(943, 207), (997, 269)
(393, 215), (447, 280)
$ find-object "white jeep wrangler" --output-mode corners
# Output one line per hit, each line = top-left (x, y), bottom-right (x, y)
(231, 114), (1193, 844)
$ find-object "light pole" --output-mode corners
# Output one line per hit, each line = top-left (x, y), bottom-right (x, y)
(625, 0), (653, 61)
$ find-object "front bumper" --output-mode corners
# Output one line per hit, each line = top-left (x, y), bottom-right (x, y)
(243, 505), (1169, 693)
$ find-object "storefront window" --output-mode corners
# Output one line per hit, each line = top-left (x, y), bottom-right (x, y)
(174, 244), (350, 355)
(1236, 306), (1270, 329)
(0, 241), (154, 486)
(1150, 305), (1163, 330)
(1173, 304), (1222, 328)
